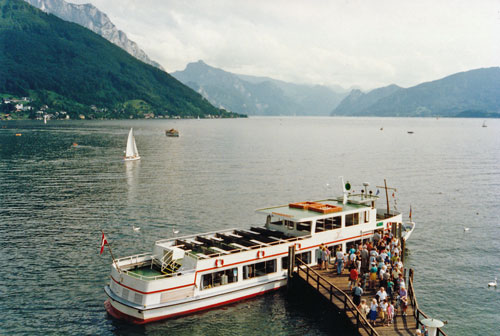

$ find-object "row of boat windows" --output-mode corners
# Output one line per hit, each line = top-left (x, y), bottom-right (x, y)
(200, 251), (312, 290)
(271, 212), (369, 233)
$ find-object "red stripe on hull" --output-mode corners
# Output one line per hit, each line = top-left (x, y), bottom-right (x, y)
(105, 286), (282, 324)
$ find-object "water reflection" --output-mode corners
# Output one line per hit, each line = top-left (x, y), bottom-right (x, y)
(125, 160), (140, 204)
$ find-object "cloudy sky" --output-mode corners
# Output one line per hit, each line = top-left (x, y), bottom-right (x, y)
(69, 0), (500, 90)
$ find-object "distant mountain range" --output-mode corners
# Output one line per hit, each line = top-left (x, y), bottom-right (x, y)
(24, 0), (164, 70)
(332, 68), (500, 117)
(11, 0), (500, 119)
(172, 61), (347, 116)
(0, 0), (240, 119)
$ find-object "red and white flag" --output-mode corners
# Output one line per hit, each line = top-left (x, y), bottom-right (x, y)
(100, 232), (108, 255)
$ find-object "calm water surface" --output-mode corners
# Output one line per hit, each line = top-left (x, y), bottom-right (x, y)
(0, 117), (499, 335)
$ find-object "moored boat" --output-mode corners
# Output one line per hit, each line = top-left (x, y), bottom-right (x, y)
(104, 180), (411, 324)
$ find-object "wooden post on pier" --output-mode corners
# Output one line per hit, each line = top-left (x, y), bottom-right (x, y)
(287, 245), (296, 290)
(401, 230), (406, 264)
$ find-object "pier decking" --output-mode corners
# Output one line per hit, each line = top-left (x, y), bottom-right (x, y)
(290, 251), (448, 336)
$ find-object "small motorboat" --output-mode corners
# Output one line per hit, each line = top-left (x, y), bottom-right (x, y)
(165, 128), (179, 137)
(402, 221), (416, 241)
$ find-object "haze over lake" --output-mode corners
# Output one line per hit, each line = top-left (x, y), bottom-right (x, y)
(0, 117), (499, 335)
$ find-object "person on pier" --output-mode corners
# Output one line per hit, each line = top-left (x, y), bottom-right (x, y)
(335, 247), (344, 275)
(349, 265), (359, 290)
(386, 300), (395, 326)
(358, 298), (370, 318)
(352, 282), (363, 305)
(316, 245), (324, 270)
(368, 298), (378, 326)
(369, 262), (378, 289)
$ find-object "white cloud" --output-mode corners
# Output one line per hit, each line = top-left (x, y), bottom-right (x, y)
(69, 0), (500, 90)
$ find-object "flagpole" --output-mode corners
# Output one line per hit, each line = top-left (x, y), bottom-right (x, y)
(102, 230), (121, 273)
(384, 179), (390, 215)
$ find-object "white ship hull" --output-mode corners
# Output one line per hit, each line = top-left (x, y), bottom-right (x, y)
(105, 277), (286, 323)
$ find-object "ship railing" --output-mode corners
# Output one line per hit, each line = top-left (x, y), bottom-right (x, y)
(407, 269), (449, 336)
(295, 259), (380, 336)
(122, 267), (196, 281)
(115, 253), (152, 267)
(113, 253), (194, 280)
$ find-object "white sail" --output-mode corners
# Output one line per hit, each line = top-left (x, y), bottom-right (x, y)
(125, 128), (140, 160)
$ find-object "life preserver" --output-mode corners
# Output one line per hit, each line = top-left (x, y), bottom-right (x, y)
(387, 222), (392, 230)
(257, 250), (265, 259)
(295, 243), (301, 250)
(215, 259), (224, 267)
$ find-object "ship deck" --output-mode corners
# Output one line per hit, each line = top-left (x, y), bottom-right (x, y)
(126, 265), (163, 279)
(159, 226), (310, 260)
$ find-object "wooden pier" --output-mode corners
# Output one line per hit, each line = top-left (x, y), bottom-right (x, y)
(288, 247), (448, 336)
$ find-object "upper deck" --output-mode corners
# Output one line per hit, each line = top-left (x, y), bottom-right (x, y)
(256, 195), (377, 222)
(113, 193), (399, 282)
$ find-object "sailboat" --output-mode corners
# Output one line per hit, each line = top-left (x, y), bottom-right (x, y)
(124, 128), (140, 161)
(482, 120), (487, 128)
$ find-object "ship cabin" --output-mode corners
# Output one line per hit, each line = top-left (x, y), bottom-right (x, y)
(106, 193), (402, 312)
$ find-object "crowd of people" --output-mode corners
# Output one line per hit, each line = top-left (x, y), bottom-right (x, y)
(317, 229), (414, 329)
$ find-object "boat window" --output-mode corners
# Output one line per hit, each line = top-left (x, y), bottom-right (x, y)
(296, 221), (311, 232)
(270, 219), (283, 226)
(243, 259), (277, 280)
(315, 219), (325, 232)
(297, 251), (311, 264)
(201, 267), (238, 290)
(345, 213), (360, 227)
(315, 216), (341, 232)
(282, 256), (289, 270)
(326, 216), (342, 230)
(281, 251), (312, 269)
(284, 220), (294, 230)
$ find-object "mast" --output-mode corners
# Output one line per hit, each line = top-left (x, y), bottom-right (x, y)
(376, 179), (397, 217)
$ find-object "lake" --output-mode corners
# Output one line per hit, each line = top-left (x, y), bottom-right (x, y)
(0, 117), (498, 335)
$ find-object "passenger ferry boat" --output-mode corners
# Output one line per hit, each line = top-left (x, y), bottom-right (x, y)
(104, 181), (413, 324)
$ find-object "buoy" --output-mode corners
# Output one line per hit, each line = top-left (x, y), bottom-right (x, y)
(15, 133), (22, 136)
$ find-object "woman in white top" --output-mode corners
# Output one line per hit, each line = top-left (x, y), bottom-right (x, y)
(368, 298), (378, 325)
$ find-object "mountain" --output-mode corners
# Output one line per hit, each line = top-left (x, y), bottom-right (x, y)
(24, 0), (164, 70)
(0, 0), (240, 119)
(172, 61), (347, 116)
(332, 68), (500, 117)
(332, 84), (402, 116)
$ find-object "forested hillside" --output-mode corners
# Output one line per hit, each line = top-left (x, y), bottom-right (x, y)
(0, 0), (242, 119)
